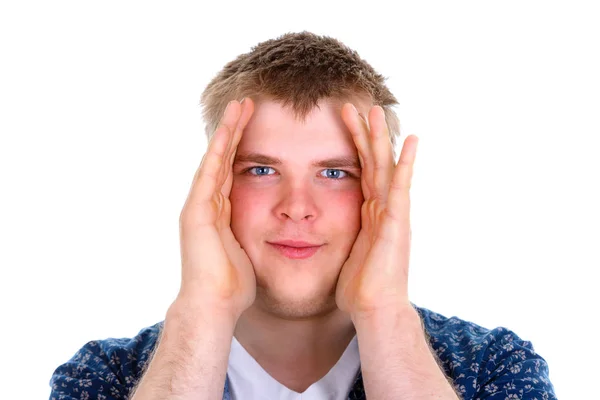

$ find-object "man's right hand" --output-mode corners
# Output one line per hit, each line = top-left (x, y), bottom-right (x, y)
(173, 98), (256, 324)
(129, 99), (256, 400)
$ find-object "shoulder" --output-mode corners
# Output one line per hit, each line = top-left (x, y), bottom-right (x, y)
(414, 306), (556, 399)
(49, 322), (163, 400)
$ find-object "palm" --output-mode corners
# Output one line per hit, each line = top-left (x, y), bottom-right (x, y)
(215, 195), (256, 301)
(336, 199), (403, 314)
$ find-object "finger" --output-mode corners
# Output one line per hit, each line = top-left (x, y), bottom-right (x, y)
(216, 101), (243, 192)
(222, 98), (255, 197)
(341, 103), (373, 200)
(368, 106), (395, 201)
(387, 135), (418, 224)
(191, 101), (240, 203)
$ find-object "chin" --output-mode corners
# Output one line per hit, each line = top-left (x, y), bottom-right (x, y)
(255, 284), (339, 320)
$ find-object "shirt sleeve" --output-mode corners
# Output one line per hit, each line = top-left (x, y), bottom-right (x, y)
(49, 324), (162, 400)
(473, 327), (557, 399)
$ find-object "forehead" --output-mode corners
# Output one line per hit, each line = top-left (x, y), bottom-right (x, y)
(238, 99), (359, 154)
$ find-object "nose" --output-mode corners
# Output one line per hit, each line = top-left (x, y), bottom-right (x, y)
(273, 181), (318, 222)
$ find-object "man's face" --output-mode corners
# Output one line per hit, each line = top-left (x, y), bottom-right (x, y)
(230, 98), (366, 319)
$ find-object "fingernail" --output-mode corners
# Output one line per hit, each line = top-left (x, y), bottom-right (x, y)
(240, 97), (246, 104)
(350, 104), (358, 114)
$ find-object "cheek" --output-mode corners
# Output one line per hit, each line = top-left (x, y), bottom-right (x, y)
(229, 184), (269, 240)
(332, 191), (363, 236)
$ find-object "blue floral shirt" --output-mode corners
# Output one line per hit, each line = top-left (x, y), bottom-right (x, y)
(49, 306), (556, 399)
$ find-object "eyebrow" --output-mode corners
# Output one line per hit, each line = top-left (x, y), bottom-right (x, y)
(234, 152), (361, 169)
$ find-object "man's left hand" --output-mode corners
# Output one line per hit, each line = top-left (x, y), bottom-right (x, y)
(335, 103), (419, 321)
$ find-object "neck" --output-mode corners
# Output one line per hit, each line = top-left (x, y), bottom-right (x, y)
(233, 302), (356, 393)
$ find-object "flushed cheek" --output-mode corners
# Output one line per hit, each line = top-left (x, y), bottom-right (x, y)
(333, 192), (363, 243)
(229, 187), (271, 242)
(330, 190), (361, 222)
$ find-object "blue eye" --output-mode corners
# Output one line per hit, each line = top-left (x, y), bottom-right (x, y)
(320, 169), (348, 179)
(248, 166), (275, 176)
(245, 167), (348, 179)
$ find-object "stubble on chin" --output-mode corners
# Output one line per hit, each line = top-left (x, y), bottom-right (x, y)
(253, 280), (339, 321)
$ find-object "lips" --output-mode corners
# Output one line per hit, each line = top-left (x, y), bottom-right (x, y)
(270, 240), (322, 248)
(267, 240), (324, 260)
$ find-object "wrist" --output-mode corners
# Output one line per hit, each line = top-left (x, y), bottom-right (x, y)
(165, 300), (238, 343)
(351, 305), (426, 350)
(351, 303), (421, 328)
(132, 302), (236, 399)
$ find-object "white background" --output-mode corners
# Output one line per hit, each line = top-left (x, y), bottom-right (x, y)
(1, 1), (598, 398)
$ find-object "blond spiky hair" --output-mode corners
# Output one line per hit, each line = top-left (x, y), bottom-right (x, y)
(200, 31), (400, 150)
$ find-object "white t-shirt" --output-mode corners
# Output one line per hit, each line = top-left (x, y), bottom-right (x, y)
(227, 335), (360, 400)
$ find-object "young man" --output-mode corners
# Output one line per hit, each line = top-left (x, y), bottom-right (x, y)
(49, 32), (556, 399)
